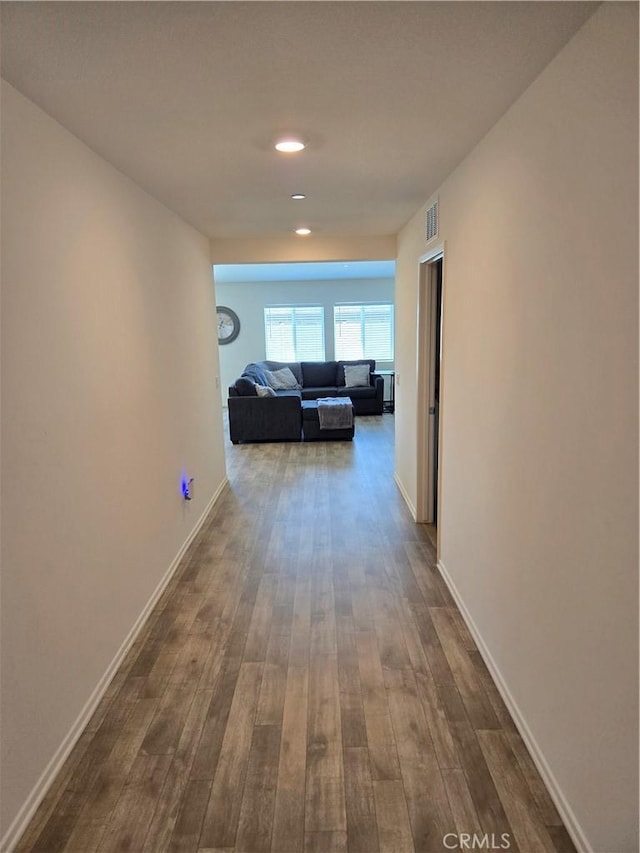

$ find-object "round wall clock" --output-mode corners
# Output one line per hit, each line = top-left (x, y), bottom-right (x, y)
(216, 306), (240, 345)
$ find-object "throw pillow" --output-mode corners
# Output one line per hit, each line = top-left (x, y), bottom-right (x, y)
(264, 367), (301, 390)
(344, 364), (370, 387)
(256, 384), (276, 397)
(337, 359), (375, 386)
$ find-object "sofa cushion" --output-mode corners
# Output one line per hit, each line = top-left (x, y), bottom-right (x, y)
(344, 363), (370, 387)
(235, 376), (258, 396)
(337, 359), (375, 386)
(302, 386), (339, 400)
(301, 361), (338, 387)
(275, 389), (303, 399)
(264, 366), (301, 390)
(337, 386), (375, 400)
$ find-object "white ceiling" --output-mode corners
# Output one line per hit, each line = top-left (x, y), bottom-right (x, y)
(1, 2), (597, 241)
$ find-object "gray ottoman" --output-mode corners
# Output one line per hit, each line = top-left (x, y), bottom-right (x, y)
(301, 399), (355, 441)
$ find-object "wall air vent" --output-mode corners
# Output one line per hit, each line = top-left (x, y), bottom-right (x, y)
(425, 199), (439, 242)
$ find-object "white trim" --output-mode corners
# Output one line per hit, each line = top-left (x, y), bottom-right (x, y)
(394, 472), (417, 521)
(0, 479), (228, 853)
(419, 241), (445, 265)
(416, 242), (446, 528)
(436, 559), (592, 853)
(416, 257), (441, 524)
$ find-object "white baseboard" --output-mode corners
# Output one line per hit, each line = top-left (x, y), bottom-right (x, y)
(394, 472), (417, 521)
(436, 559), (592, 853)
(0, 479), (228, 853)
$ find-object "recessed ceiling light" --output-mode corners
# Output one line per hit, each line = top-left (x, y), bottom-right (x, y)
(295, 228), (311, 236)
(275, 139), (305, 153)
(291, 193), (306, 200)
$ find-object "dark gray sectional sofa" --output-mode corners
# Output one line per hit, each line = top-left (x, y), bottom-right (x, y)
(227, 359), (384, 444)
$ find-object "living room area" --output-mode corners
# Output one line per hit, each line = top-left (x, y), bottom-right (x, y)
(215, 260), (396, 444)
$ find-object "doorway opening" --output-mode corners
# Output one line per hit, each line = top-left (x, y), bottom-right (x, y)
(416, 249), (444, 553)
(212, 260), (396, 409)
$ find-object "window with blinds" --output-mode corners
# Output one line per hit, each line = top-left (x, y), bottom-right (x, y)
(264, 305), (325, 361)
(334, 303), (394, 361)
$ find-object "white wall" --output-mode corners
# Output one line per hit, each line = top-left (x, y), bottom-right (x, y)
(210, 234), (397, 264)
(215, 276), (395, 401)
(395, 5), (638, 851)
(0, 82), (227, 844)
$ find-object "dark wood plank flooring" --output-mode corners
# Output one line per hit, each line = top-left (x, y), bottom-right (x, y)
(16, 415), (575, 853)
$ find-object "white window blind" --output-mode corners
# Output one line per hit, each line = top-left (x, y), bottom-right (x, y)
(264, 305), (325, 361)
(334, 303), (394, 361)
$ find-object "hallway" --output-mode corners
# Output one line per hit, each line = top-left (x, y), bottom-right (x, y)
(17, 416), (575, 853)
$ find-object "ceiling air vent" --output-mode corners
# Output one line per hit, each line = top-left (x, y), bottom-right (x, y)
(425, 200), (439, 242)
